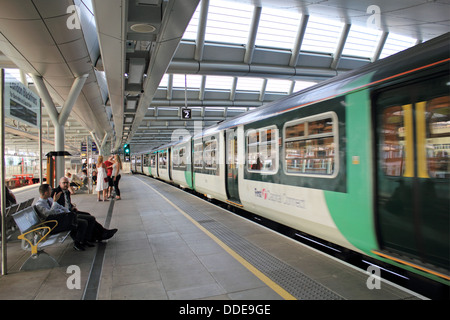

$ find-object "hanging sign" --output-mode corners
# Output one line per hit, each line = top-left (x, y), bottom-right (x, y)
(3, 73), (40, 128)
(181, 108), (192, 119)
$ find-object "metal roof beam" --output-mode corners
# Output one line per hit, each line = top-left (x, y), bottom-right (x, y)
(330, 23), (351, 70)
(244, 6), (262, 65)
(289, 14), (309, 67)
(150, 99), (263, 107)
(372, 31), (389, 62)
(194, 0), (209, 61)
(168, 59), (339, 80)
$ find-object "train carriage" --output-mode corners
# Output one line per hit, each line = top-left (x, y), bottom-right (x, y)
(191, 129), (228, 201)
(136, 33), (449, 284)
(155, 145), (172, 182)
(172, 137), (193, 189)
(140, 152), (149, 176)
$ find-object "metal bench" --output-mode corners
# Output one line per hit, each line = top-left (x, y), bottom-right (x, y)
(12, 206), (71, 271)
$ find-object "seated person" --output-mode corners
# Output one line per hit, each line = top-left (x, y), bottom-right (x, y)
(51, 177), (117, 242)
(92, 170), (97, 185)
(80, 169), (89, 186)
(71, 172), (83, 187)
(65, 172), (78, 194)
(35, 184), (94, 251)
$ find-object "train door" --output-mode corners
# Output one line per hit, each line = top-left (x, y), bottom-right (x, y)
(374, 72), (449, 271)
(155, 152), (159, 177)
(225, 128), (240, 204)
(168, 147), (172, 181)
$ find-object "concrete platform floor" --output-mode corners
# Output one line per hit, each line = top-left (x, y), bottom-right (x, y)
(0, 174), (424, 301)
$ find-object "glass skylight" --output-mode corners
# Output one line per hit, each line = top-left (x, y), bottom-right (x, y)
(379, 33), (417, 59)
(266, 78), (292, 93)
(203, 1), (253, 45)
(172, 74), (202, 89)
(301, 16), (344, 54)
(182, 5), (201, 41)
(342, 25), (382, 58)
(255, 7), (301, 49)
(236, 77), (264, 92)
(159, 74), (169, 88)
(205, 75), (234, 90)
(4, 68), (33, 83)
(293, 80), (316, 92)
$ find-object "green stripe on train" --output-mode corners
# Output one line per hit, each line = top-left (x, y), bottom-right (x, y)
(324, 86), (377, 255)
(185, 169), (193, 189)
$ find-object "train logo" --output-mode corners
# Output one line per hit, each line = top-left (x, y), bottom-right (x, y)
(254, 187), (305, 209)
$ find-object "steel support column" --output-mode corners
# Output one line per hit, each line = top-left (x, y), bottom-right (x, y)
(31, 74), (88, 182)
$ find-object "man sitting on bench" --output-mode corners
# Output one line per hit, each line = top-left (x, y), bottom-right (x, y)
(52, 177), (117, 242)
(35, 184), (95, 251)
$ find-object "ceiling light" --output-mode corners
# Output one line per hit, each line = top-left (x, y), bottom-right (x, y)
(130, 23), (156, 33)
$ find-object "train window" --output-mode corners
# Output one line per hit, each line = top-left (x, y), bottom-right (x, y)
(150, 154), (156, 167)
(379, 96), (450, 178)
(193, 142), (203, 169)
(285, 122), (304, 139)
(204, 137), (218, 170)
(380, 106), (406, 177)
(143, 154), (149, 167)
(159, 151), (167, 169)
(246, 125), (278, 173)
(284, 112), (338, 176)
(427, 96), (450, 178)
(173, 147), (186, 168)
(179, 147), (186, 167)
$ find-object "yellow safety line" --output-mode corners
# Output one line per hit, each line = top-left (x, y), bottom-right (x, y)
(137, 178), (297, 300)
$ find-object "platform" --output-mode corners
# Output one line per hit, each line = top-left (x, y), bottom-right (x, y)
(0, 174), (423, 301)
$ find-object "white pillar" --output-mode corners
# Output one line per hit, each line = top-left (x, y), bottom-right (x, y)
(31, 74), (88, 184)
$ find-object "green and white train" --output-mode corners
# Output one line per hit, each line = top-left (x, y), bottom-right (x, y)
(133, 33), (449, 286)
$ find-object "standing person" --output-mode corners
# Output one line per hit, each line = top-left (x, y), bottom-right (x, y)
(95, 155), (109, 201)
(104, 155), (114, 198)
(112, 154), (122, 200)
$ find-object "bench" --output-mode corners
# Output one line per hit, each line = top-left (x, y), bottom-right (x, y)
(0, 198), (34, 242)
(11, 206), (71, 271)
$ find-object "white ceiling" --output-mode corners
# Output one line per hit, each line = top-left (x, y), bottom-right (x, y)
(0, 0), (449, 155)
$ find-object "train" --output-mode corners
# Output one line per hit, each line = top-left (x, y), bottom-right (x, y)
(132, 32), (449, 286)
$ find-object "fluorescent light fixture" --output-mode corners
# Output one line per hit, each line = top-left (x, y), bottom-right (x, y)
(126, 99), (137, 110)
(130, 23), (156, 33)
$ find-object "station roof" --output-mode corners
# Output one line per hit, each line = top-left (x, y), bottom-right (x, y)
(0, 0), (448, 155)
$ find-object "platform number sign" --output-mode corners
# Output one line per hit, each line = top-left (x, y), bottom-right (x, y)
(181, 108), (192, 119)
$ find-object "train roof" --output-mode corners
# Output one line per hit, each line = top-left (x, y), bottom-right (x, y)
(143, 134), (190, 153)
(192, 32), (449, 137)
(140, 32), (449, 153)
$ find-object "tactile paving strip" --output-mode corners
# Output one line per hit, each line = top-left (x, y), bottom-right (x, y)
(142, 177), (344, 300)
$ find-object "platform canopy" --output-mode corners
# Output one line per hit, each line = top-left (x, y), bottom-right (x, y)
(0, 0), (448, 154)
